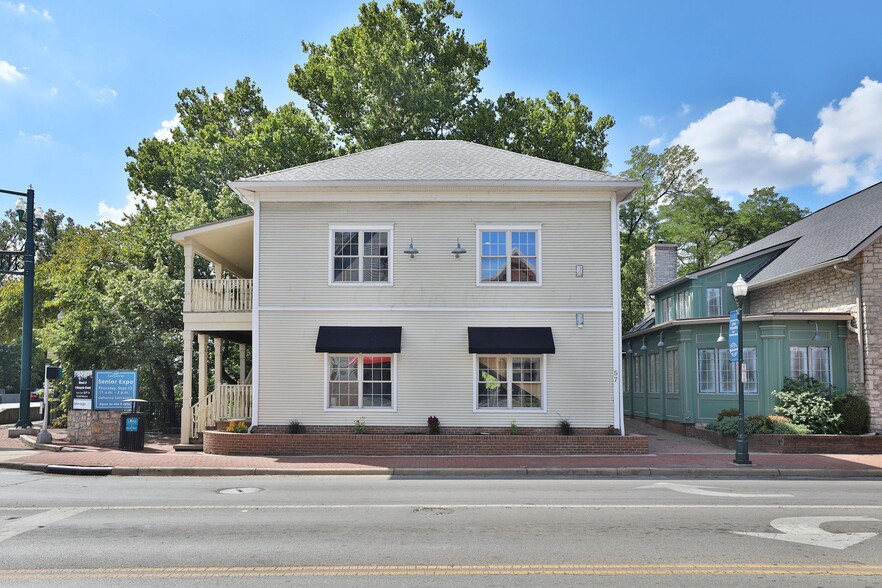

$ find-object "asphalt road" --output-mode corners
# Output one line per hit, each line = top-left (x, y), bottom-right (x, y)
(2, 472), (882, 587)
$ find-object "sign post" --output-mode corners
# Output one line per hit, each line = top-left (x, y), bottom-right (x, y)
(36, 365), (61, 444)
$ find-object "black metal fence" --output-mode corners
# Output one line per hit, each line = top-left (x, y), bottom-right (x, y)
(47, 399), (181, 433)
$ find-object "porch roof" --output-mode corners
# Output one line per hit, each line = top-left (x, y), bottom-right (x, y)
(171, 215), (254, 278)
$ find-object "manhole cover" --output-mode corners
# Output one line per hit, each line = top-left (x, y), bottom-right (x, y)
(413, 507), (453, 515)
(217, 487), (264, 495)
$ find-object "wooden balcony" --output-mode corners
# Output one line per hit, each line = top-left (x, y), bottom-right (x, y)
(191, 279), (253, 313)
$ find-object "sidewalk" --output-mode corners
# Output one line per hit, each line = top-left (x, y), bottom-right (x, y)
(2, 419), (882, 478)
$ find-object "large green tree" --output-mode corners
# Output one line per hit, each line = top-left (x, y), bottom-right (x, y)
(618, 145), (708, 330)
(658, 187), (736, 274)
(290, 0), (489, 149)
(732, 187), (808, 249)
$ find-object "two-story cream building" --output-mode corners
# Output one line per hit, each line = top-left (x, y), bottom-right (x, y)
(173, 140), (641, 443)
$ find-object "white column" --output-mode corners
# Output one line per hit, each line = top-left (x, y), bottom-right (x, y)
(198, 334), (208, 403)
(180, 330), (193, 444)
(239, 343), (247, 384)
(183, 244), (194, 313)
(214, 337), (224, 393)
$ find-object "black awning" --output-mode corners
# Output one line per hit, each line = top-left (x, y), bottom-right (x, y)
(315, 326), (402, 354)
(467, 327), (555, 354)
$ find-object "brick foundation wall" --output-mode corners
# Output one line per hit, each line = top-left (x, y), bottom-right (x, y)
(67, 410), (123, 447)
(204, 431), (649, 456)
(253, 424), (617, 436)
(692, 426), (882, 454)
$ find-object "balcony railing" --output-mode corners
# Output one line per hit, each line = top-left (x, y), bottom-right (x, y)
(191, 279), (253, 312)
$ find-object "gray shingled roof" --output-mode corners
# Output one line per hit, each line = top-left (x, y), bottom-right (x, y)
(711, 181), (882, 287)
(236, 140), (637, 184)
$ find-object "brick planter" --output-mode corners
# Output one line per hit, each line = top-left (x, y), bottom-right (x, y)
(203, 431), (649, 456)
(692, 427), (882, 454)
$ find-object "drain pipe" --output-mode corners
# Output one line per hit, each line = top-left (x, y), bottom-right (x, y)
(834, 265), (864, 384)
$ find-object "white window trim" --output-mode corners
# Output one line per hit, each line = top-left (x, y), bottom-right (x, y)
(707, 287), (722, 317)
(328, 224), (395, 286)
(475, 225), (542, 287)
(472, 353), (547, 413)
(323, 352), (398, 412)
(789, 345), (832, 386)
(696, 347), (759, 395)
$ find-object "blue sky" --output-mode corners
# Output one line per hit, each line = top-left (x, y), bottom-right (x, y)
(2, 0), (881, 223)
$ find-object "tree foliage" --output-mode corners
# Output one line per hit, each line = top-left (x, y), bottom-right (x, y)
(732, 187), (809, 249)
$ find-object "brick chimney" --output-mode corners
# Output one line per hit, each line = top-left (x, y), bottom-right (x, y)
(645, 242), (678, 316)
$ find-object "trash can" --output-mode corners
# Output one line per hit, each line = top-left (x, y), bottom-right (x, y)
(119, 412), (146, 451)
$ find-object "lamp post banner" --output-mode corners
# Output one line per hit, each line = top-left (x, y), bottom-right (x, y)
(93, 370), (138, 410)
(72, 370), (93, 410)
(728, 310), (739, 362)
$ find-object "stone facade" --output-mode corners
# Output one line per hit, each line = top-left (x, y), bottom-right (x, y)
(67, 410), (124, 447)
(645, 243), (678, 315)
(749, 236), (882, 428)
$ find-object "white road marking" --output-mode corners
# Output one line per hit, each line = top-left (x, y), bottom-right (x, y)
(0, 508), (86, 544)
(637, 481), (793, 498)
(734, 516), (880, 550)
(0, 504), (880, 511)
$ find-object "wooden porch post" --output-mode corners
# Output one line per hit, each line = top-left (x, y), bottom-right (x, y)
(239, 343), (247, 384)
(214, 336), (224, 392)
(180, 330), (193, 444)
(183, 244), (194, 313)
(198, 334), (208, 403)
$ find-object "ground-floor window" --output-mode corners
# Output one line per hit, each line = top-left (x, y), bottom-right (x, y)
(698, 347), (758, 395)
(476, 355), (543, 410)
(634, 355), (643, 394)
(665, 349), (680, 395)
(327, 354), (395, 409)
(648, 354), (658, 394)
(790, 346), (830, 386)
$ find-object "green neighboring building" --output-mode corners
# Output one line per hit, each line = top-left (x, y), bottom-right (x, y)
(622, 182), (882, 428)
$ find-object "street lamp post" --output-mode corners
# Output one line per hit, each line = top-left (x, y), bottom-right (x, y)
(732, 274), (751, 465)
(1, 186), (43, 429)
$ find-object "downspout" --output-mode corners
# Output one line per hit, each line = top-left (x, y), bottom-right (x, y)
(834, 265), (864, 384)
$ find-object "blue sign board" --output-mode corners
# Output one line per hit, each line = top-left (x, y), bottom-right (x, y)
(125, 417), (139, 432)
(93, 370), (138, 410)
(728, 310), (740, 363)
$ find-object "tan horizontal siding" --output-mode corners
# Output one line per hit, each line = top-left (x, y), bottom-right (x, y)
(259, 200), (613, 308)
(258, 311), (614, 427)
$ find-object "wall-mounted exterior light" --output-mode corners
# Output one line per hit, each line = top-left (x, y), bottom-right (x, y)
(404, 238), (419, 259)
(451, 238), (467, 259)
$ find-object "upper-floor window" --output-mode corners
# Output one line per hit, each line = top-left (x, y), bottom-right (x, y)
(674, 290), (693, 320)
(477, 227), (541, 285)
(706, 287), (722, 316)
(329, 226), (392, 284)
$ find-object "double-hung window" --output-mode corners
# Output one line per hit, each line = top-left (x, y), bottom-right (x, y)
(327, 355), (395, 409)
(648, 354), (658, 395)
(706, 288), (722, 316)
(698, 347), (758, 394)
(476, 355), (544, 410)
(478, 227), (541, 285)
(790, 346), (831, 386)
(330, 226), (392, 284)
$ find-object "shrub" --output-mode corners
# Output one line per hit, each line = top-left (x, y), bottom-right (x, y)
(707, 415), (772, 436)
(354, 418), (367, 434)
(287, 420), (303, 434)
(772, 422), (811, 435)
(772, 376), (842, 434)
(833, 394), (870, 435)
(508, 421), (519, 435)
(717, 408), (740, 421)
(558, 419), (573, 435)
(427, 415), (440, 435)
(51, 413), (68, 428)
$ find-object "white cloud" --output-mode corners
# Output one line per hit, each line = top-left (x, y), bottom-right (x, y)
(2, 2), (52, 20)
(639, 115), (658, 128)
(671, 79), (882, 196)
(18, 130), (51, 141)
(76, 80), (118, 104)
(154, 113), (181, 141)
(648, 136), (664, 149)
(0, 59), (26, 83)
(97, 193), (156, 224)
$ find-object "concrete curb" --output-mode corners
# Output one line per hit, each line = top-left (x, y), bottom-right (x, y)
(18, 435), (64, 452)
(3, 461), (882, 479)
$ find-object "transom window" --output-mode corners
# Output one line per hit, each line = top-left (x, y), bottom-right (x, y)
(706, 288), (722, 317)
(478, 228), (540, 284)
(331, 228), (391, 283)
(790, 346), (831, 386)
(476, 355), (543, 410)
(327, 355), (395, 409)
(698, 347), (757, 394)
